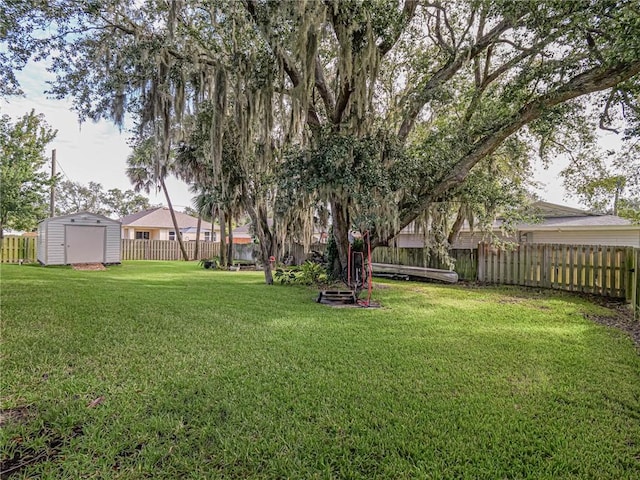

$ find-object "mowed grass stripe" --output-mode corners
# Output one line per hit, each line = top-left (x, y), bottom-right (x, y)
(1, 262), (639, 479)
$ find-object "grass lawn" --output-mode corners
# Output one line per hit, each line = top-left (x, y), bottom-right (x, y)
(1, 261), (639, 479)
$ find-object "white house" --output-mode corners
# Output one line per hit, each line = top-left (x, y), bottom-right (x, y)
(393, 201), (640, 249)
(120, 207), (219, 242)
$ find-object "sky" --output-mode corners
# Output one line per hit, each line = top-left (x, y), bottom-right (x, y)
(2, 62), (195, 211)
(2, 60), (609, 213)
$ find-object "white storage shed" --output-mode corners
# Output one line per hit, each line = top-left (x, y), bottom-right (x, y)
(37, 212), (121, 265)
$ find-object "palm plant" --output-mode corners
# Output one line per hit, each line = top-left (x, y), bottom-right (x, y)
(126, 138), (190, 261)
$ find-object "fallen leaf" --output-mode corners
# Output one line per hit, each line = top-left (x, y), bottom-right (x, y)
(87, 396), (105, 408)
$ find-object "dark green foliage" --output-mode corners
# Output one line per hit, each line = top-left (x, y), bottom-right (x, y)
(55, 180), (151, 218)
(199, 257), (221, 270)
(274, 265), (300, 285)
(275, 261), (328, 286)
(0, 110), (56, 235)
(279, 129), (404, 230)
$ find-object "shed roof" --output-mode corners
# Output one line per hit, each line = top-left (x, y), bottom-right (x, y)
(39, 211), (120, 225)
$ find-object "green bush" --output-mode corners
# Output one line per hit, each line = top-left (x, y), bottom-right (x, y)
(199, 257), (220, 269)
(274, 265), (300, 285)
(275, 261), (327, 286)
(298, 260), (327, 285)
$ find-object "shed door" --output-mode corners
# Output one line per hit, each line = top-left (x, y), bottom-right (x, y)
(65, 225), (106, 263)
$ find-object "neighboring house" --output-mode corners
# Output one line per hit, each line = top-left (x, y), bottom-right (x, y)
(120, 207), (220, 242)
(231, 224), (253, 244)
(394, 201), (640, 249)
(181, 226), (217, 242)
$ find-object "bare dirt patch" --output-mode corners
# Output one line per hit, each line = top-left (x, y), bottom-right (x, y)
(71, 263), (106, 271)
(583, 300), (640, 352)
(0, 425), (83, 478)
(0, 406), (32, 428)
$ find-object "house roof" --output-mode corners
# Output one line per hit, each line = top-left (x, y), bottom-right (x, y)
(232, 219), (328, 238)
(120, 207), (201, 229)
(232, 224), (253, 237)
(529, 201), (599, 218)
(400, 201), (637, 235)
(457, 214), (634, 233)
(519, 215), (634, 231)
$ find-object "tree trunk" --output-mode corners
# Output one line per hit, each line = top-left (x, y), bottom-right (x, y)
(227, 213), (234, 265)
(194, 215), (202, 260)
(160, 177), (189, 261)
(210, 204), (217, 245)
(447, 206), (466, 247)
(219, 207), (227, 267)
(330, 196), (350, 279)
(246, 204), (274, 284)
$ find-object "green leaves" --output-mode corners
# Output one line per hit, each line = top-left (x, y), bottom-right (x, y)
(3, 0), (640, 261)
(54, 180), (151, 218)
(0, 109), (56, 233)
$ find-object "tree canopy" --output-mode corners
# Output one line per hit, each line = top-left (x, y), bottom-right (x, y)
(0, 109), (56, 238)
(55, 180), (152, 218)
(560, 140), (640, 222)
(3, 0), (640, 281)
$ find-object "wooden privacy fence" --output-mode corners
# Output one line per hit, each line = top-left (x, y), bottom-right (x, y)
(121, 239), (219, 261)
(2, 238), (221, 262)
(478, 243), (635, 299)
(1, 236), (37, 263)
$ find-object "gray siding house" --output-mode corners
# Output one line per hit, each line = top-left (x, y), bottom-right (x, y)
(394, 202), (640, 249)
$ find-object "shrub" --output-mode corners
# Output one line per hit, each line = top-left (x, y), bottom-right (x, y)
(275, 261), (327, 286)
(199, 257), (221, 270)
(274, 266), (300, 285)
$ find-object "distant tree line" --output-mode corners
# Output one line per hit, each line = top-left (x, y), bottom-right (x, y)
(54, 180), (152, 219)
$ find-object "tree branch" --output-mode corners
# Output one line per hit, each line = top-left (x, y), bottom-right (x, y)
(397, 60), (640, 232)
(333, 79), (352, 124)
(599, 89), (619, 134)
(397, 18), (513, 142)
(377, 0), (418, 57)
(314, 59), (335, 119)
(244, 0), (302, 88)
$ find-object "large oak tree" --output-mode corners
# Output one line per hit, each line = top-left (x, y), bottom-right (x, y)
(3, 0), (640, 282)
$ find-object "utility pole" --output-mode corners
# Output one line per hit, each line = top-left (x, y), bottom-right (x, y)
(50, 149), (56, 217)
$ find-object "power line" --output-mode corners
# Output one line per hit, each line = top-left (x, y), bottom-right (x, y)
(54, 158), (71, 182)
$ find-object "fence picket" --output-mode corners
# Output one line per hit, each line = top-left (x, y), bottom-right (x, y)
(631, 248), (640, 321)
(608, 247), (616, 297)
(1, 236), (37, 263)
(116, 239), (221, 261)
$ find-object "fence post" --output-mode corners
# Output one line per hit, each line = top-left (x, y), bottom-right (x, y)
(477, 243), (485, 281)
(625, 247), (634, 302)
(633, 249), (639, 320)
